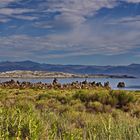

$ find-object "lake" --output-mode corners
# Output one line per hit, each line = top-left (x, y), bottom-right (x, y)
(0, 77), (140, 91)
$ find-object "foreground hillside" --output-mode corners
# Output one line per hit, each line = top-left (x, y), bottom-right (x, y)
(1, 87), (140, 140)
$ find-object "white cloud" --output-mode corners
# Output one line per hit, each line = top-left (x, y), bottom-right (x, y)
(0, 1), (36, 21)
(40, 0), (140, 28)
(0, 8), (33, 15)
(123, 0), (140, 3)
(44, 0), (117, 27)
(0, 0), (140, 61)
(0, 0), (139, 24)
(108, 15), (140, 29)
(0, 0), (17, 8)
(0, 22), (140, 60)
(0, 18), (10, 23)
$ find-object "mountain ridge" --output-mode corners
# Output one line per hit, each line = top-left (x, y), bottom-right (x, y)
(0, 61), (139, 77)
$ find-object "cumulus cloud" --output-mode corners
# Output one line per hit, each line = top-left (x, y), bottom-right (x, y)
(0, 0), (16, 5)
(108, 15), (140, 30)
(0, 22), (140, 60)
(41, 0), (117, 28)
(0, 18), (10, 23)
(0, 1), (36, 21)
(0, 8), (34, 15)
(36, 0), (140, 27)
(123, 0), (140, 3)
(0, 0), (139, 24)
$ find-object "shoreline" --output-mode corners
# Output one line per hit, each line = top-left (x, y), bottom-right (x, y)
(0, 70), (136, 79)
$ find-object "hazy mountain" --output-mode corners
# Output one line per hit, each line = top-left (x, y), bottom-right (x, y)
(0, 61), (139, 77)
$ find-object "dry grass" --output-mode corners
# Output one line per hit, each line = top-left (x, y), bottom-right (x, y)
(0, 88), (140, 140)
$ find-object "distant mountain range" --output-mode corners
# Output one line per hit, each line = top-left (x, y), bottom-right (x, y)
(0, 61), (140, 77)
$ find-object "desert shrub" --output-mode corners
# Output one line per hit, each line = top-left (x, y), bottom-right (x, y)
(93, 92), (110, 104)
(45, 98), (61, 112)
(129, 103), (140, 118)
(103, 105), (112, 113)
(72, 90), (90, 102)
(71, 100), (86, 112)
(73, 91), (102, 103)
(56, 94), (71, 104)
(0, 107), (43, 140)
(73, 91), (110, 104)
(37, 93), (51, 100)
(132, 109), (140, 118)
(15, 99), (35, 113)
(107, 96), (119, 107)
(36, 90), (62, 101)
(58, 105), (72, 115)
(87, 101), (103, 112)
(35, 102), (45, 111)
(110, 91), (136, 108)
(1, 88), (140, 140)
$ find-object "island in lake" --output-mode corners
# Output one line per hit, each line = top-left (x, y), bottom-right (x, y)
(0, 70), (136, 79)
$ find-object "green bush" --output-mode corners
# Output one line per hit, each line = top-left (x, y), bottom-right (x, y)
(88, 101), (103, 112)
(110, 91), (136, 108)
(37, 93), (51, 100)
(56, 94), (71, 104)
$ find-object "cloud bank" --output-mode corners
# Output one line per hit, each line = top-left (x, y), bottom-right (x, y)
(0, 0), (140, 63)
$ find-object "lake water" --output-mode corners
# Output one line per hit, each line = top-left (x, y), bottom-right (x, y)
(0, 77), (140, 91)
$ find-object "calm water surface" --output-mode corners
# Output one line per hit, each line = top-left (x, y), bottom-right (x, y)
(0, 78), (140, 91)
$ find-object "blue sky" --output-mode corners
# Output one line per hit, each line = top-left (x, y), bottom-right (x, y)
(0, 0), (140, 65)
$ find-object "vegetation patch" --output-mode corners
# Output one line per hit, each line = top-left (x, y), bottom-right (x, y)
(0, 88), (140, 139)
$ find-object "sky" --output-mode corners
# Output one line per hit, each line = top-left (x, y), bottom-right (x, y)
(0, 0), (140, 65)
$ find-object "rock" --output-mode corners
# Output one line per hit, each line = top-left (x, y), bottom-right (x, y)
(117, 82), (125, 88)
(104, 81), (110, 88)
(52, 78), (58, 85)
(96, 82), (103, 87)
(82, 80), (87, 85)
